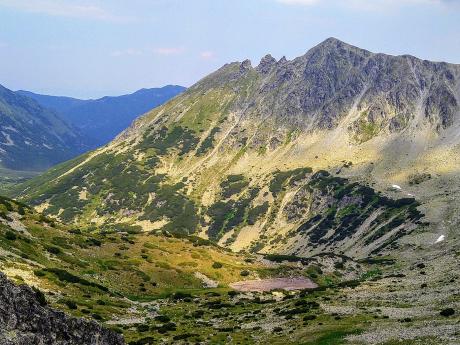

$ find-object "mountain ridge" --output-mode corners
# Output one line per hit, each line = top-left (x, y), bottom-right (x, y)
(0, 83), (91, 172)
(193, 37), (459, 132)
(17, 85), (186, 147)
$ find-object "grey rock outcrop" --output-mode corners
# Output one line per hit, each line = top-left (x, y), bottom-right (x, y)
(256, 54), (277, 74)
(0, 273), (124, 345)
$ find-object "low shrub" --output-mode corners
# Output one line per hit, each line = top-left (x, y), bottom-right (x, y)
(46, 246), (61, 255)
(212, 262), (223, 269)
(136, 324), (149, 332)
(240, 270), (250, 277)
(32, 287), (47, 306)
(4, 231), (17, 241)
(440, 308), (455, 317)
(64, 300), (77, 310)
(155, 315), (171, 323)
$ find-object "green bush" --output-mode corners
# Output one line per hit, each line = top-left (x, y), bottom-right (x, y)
(136, 324), (149, 332)
(155, 315), (171, 323)
(44, 268), (109, 292)
(196, 127), (220, 155)
(240, 270), (250, 277)
(33, 270), (46, 277)
(303, 314), (317, 321)
(212, 262), (223, 269)
(46, 246), (61, 255)
(220, 174), (248, 199)
(155, 322), (176, 334)
(5, 231), (17, 241)
(228, 290), (238, 297)
(32, 287), (47, 307)
(192, 309), (205, 318)
(92, 313), (103, 320)
(64, 300), (78, 310)
(247, 202), (269, 225)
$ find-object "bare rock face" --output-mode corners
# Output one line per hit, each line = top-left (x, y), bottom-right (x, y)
(256, 54), (277, 74)
(194, 37), (460, 137)
(0, 273), (125, 345)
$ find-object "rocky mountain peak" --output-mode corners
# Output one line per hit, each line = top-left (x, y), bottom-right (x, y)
(278, 56), (288, 64)
(317, 36), (348, 47)
(256, 54), (277, 74)
(240, 59), (253, 73)
(310, 37), (364, 53)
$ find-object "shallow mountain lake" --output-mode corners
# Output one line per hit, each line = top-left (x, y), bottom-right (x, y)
(229, 277), (317, 292)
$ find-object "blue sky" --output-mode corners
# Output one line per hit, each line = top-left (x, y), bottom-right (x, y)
(0, 0), (459, 99)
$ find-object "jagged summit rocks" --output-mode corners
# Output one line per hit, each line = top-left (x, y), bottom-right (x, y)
(196, 37), (459, 133)
(0, 273), (124, 345)
(256, 54), (277, 74)
(239, 59), (253, 73)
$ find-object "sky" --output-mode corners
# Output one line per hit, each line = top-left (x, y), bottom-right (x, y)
(0, 0), (459, 99)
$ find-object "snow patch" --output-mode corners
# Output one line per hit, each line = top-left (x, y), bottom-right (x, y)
(391, 184), (402, 190)
(2, 125), (18, 133)
(435, 235), (445, 243)
(1, 131), (14, 146)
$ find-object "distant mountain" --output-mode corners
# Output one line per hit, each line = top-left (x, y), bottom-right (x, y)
(18, 85), (186, 146)
(0, 84), (90, 172)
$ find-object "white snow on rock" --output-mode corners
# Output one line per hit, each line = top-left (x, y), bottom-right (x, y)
(435, 235), (445, 244)
(392, 184), (402, 190)
(2, 125), (18, 133)
(1, 131), (14, 146)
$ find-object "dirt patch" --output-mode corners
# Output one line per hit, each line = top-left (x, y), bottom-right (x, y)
(229, 277), (317, 292)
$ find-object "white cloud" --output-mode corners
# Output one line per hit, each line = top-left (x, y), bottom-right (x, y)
(110, 49), (143, 57)
(0, 0), (132, 22)
(200, 51), (215, 59)
(153, 47), (184, 56)
(276, 0), (452, 9)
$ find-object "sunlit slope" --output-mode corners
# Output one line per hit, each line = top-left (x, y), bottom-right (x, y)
(10, 38), (460, 257)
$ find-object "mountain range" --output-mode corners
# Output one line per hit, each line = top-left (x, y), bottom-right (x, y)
(12, 37), (459, 255)
(2, 38), (459, 344)
(17, 85), (186, 147)
(0, 83), (184, 188)
(0, 84), (90, 172)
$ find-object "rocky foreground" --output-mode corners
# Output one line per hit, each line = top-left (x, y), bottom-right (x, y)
(0, 272), (124, 345)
